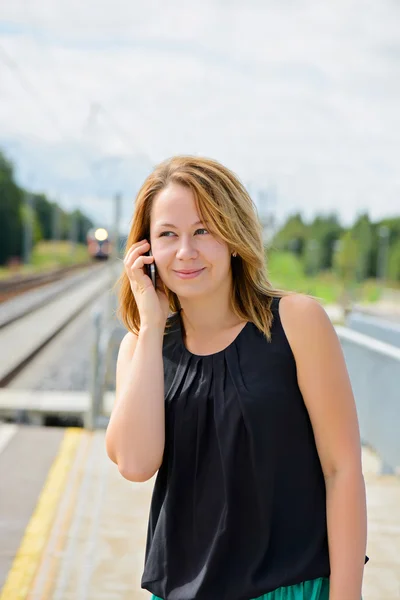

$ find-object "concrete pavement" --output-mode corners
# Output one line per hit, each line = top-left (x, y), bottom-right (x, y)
(362, 447), (400, 599)
(0, 427), (397, 600)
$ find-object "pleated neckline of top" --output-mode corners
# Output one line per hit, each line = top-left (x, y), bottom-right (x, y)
(172, 309), (251, 360)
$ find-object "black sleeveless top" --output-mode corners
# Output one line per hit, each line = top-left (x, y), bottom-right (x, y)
(141, 297), (330, 600)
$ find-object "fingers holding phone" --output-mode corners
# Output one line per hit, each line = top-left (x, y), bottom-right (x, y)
(146, 249), (157, 288)
(124, 240), (168, 327)
(124, 240), (152, 287)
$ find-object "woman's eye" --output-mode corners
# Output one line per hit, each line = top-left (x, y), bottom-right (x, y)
(159, 229), (209, 237)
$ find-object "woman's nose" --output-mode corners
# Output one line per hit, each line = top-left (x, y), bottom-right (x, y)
(176, 237), (197, 260)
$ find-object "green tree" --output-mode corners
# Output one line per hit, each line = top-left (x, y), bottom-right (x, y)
(71, 209), (93, 244)
(351, 213), (374, 281)
(388, 239), (400, 282)
(0, 152), (24, 265)
(370, 218), (400, 281)
(20, 197), (42, 245)
(304, 214), (343, 274)
(34, 193), (54, 240)
(333, 231), (359, 282)
(272, 213), (308, 256)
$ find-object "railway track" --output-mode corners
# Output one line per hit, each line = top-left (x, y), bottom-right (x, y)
(0, 262), (94, 303)
(0, 264), (117, 388)
(0, 263), (108, 331)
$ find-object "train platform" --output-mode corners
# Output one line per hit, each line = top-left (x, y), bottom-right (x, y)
(0, 421), (399, 600)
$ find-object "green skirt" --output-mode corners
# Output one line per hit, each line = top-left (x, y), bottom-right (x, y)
(151, 576), (329, 599)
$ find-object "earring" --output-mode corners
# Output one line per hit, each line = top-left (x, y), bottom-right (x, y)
(232, 251), (237, 257)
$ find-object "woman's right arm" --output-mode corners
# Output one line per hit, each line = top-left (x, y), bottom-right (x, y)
(105, 239), (169, 482)
(105, 325), (165, 482)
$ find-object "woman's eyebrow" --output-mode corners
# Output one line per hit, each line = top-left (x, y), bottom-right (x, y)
(156, 220), (204, 228)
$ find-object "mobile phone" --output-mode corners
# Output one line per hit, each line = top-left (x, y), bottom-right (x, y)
(146, 250), (157, 287)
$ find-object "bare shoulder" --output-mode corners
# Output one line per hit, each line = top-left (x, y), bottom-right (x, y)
(278, 294), (335, 355)
(279, 293), (327, 319)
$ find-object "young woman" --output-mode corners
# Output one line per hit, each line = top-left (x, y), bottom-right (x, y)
(105, 156), (368, 600)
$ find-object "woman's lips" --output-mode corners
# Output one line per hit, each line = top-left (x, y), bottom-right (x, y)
(173, 268), (205, 279)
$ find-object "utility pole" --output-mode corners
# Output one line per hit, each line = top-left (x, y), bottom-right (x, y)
(23, 192), (34, 265)
(107, 193), (122, 321)
(377, 225), (390, 282)
(308, 239), (320, 276)
(52, 202), (61, 247)
(113, 192), (122, 259)
(69, 210), (79, 260)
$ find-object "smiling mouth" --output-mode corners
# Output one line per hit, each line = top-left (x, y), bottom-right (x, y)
(174, 268), (204, 274)
(173, 268), (206, 279)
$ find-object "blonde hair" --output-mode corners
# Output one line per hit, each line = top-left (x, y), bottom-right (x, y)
(117, 155), (293, 341)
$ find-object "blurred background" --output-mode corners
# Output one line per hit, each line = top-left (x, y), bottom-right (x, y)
(0, 1), (399, 599)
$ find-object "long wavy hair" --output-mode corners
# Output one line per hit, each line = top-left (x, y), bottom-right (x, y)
(117, 155), (293, 341)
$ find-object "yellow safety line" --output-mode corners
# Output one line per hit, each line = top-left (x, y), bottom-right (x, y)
(0, 428), (83, 600)
(29, 432), (92, 600)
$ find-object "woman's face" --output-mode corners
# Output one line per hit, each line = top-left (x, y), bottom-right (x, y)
(149, 183), (232, 299)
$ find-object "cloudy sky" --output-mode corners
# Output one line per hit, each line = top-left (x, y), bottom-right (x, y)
(1, 0), (399, 233)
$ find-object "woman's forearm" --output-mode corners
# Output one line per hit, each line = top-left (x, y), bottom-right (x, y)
(325, 467), (367, 600)
(105, 325), (165, 481)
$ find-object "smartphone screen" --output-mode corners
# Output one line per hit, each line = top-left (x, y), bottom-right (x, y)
(147, 250), (157, 287)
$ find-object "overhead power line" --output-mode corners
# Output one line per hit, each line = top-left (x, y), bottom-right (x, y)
(0, 41), (153, 164)
(0, 44), (67, 137)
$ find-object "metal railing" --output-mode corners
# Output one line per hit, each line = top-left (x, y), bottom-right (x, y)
(346, 310), (400, 348)
(87, 304), (126, 429)
(336, 325), (400, 474)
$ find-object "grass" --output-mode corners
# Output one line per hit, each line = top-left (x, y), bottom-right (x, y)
(0, 241), (90, 279)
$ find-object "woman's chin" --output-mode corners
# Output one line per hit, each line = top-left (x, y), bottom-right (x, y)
(171, 283), (211, 300)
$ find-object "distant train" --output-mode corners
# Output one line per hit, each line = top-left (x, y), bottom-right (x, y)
(86, 228), (113, 260)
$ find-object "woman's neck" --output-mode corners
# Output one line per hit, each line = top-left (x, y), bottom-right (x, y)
(178, 294), (241, 336)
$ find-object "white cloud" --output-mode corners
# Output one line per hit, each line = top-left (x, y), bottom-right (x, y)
(0, 0), (399, 231)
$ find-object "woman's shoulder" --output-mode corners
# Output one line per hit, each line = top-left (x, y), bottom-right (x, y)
(275, 294), (332, 356)
(278, 294), (326, 323)
(260, 293), (324, 356)
(269, 292), (323, 317)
